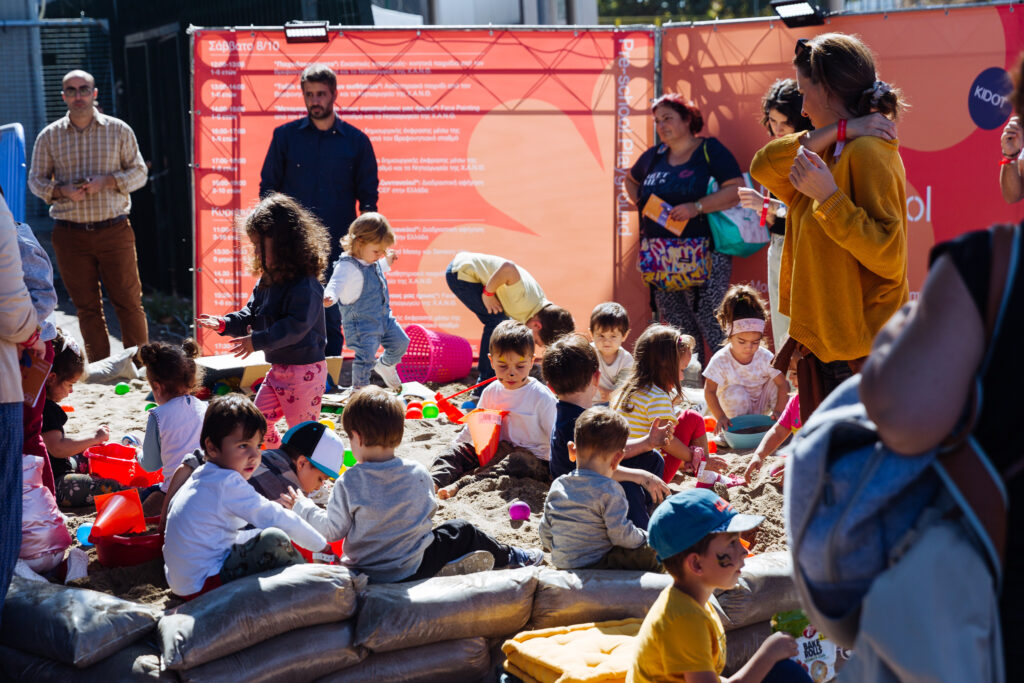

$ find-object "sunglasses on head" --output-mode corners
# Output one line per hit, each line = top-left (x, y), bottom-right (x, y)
(794, 38), (811, 57)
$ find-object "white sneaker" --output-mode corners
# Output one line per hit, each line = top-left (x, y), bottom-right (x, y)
(435, 550), (495, 577)
(374, 360), (403, 392)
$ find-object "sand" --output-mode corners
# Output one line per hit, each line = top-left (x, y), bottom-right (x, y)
(53, 375), (788, 610)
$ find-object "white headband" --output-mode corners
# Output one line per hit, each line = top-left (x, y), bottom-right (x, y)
(729, 318), (766, 337)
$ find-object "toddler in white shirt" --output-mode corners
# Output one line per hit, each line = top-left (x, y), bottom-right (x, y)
(589, 302), (634, 405)
(163, 395), (328, 599)
(430, 320), (557, 498)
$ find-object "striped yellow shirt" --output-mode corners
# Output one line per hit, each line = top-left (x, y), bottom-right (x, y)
(28, 109), (148, 222)
(616, 385), (676, 441)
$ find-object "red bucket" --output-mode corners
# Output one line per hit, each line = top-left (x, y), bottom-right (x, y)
(93, 516), (163, 568)
(83, 443), (163, 488)
(395, 324), (472, 384)
(292, 539), (345, 564)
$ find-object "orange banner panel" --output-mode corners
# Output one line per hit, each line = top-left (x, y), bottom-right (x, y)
(193, 29), (655, 356)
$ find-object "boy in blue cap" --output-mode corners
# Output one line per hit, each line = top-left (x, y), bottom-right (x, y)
(629, 490), (809, 683)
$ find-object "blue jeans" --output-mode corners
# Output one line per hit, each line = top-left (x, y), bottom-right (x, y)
(445, 263), (508, 386)
(763, 658), (814, 683)
(0, 402), (24, 627)
(619, 449), (665, 530)
(345, 314), (410, 386)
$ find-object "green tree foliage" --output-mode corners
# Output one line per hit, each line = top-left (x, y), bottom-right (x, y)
(599, 0), (775, 23)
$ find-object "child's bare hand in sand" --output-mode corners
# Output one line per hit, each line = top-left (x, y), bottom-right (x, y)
(278, 486), (300, 510)
(705, 455), (729, 472)
(93, 425), (110, 444)
(744, 454), (764, 484)
(196, 314), (225, 330)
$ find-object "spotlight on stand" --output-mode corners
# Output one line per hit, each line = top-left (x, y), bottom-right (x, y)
(770, 0), (827, 28)
(284, 21), (330, 44)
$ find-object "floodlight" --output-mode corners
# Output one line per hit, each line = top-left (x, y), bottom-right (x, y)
(284, 21), (330, 43)
(770, 0), (827, 28)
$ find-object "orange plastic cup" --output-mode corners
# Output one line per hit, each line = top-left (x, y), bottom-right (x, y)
(704, 416), (717, 432)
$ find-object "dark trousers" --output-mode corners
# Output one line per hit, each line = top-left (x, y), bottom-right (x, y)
(404, 519), (513, 581)
(0, 402), (24, 627)
(619, 450), (665, 530)
(445, 264), (508, 386)
(324, 301), (345, 357)
(430, 441), (551, 492)
(762, 658), (814, 683)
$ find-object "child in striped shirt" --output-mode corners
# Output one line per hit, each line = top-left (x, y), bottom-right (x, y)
(614, 326), (717, 503)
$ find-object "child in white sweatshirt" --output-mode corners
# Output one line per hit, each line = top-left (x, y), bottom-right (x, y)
(163, 395), (328, 599)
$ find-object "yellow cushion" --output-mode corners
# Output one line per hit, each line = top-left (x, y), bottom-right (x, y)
(501, 619), (643, 683)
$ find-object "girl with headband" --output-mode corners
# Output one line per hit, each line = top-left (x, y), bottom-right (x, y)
(702, 285), (789, 432)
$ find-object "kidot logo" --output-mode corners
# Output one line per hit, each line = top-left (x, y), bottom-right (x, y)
(968, 67), (1014, 130)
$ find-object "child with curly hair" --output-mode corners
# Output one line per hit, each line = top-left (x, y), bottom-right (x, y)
(703, 285), (789, 431)
(138, 339), (207, 513)
(197, 193), (331, 447)
(323, 212), (408, 394)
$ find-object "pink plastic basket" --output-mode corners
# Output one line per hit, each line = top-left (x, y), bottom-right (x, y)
(395, 324), (472, 384)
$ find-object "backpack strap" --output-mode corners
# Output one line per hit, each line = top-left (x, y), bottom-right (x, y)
(937, 223), (1016, 575)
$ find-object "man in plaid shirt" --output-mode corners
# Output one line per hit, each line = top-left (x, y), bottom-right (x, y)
(29, 69), (149, 362)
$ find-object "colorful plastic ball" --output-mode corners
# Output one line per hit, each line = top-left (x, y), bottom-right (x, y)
(461, 400), (477, 411)
(195, 386), (212, 400)
(509, 501), (531, 521)
(114, 382), (131, 395)
(214, 381), (231, 396)
(407, 401), (422, 411)
(406, 407), (423, 420)
(76, 524), (94, 547)
(319, 419), (336, 431)
(343, 450), (357, 467)
(422, 404), (439, 419)
(145, 403), (157, 411)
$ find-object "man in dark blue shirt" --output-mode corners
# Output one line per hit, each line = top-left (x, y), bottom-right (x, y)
(259, 63), (379, 356)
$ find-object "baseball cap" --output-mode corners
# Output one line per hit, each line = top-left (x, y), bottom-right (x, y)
(281, 421), (345, 480)
(648, 489), (764, 562)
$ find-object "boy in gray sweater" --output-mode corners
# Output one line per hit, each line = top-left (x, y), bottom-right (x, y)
(540, 407), (662, 571)
(282, 386), (542, 582)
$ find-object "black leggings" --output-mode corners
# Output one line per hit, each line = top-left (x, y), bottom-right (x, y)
(404, 520), (513, 582)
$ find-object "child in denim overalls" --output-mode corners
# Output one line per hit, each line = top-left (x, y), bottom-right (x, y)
(323, 212), (408, 394)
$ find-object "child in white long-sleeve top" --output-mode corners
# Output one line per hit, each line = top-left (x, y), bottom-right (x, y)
(281, 387), (542, 582)
(163, 395), (328, 599)
(430, 320), (557, 499)
(590, 302), (634, 405)
(138, 339), (207, 515)
(541, 407), (662, 571)
(323, 212), (409, 393)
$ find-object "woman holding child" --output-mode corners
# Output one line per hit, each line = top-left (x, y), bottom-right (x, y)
(750, 33), (908, 419)
(626, 95), (743, 363)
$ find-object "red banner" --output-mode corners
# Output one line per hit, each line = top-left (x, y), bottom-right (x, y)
(662, 6), (1024, 298)
(192, 29), (655, 355)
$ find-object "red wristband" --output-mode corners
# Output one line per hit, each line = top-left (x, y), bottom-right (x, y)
(1001, 157), (1016, 166)
(835, 119), (847, 157)
(19, 327), (41, 349)
(759, 194), (771, 227)
(482, 289), (496, 297)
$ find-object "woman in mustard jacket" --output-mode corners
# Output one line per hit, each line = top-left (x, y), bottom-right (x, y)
(750, 33), (909, 418)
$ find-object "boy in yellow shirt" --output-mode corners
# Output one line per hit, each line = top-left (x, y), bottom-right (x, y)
(629, 490), (809, 683)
